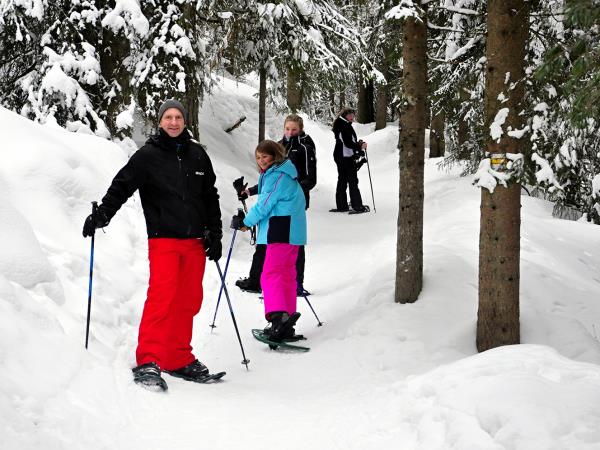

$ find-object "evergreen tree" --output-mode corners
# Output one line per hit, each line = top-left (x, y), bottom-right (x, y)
(532, 0), (600, 223)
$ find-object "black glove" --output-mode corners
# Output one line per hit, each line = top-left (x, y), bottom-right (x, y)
(354, 148), (366, 159)
(82, 207), (110, 237)
(355, 156), (367, 171)
(230, 209), (246, 230)
(203, 230), (222, 261)
(233, 176), (248, 201)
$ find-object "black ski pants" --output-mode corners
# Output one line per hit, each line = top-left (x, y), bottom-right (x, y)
(248, 244), (305, 286)
(335, 157), (363, 210)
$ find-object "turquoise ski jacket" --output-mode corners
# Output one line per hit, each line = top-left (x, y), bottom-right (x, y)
(243, 159), (307, 245)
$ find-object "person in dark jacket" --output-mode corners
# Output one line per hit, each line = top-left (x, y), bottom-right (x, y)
(82, 99), (223, 391)
(235, 114), (316, 295)
(331, 107), (369, 213)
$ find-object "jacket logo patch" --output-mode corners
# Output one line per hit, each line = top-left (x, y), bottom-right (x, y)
(195, 171), (204, 176)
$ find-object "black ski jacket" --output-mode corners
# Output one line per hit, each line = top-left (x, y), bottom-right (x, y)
(279, 132), (317, 207)
(99, 129), (222, 239)
(332, 116), (362, 162)
(248, 132), (317, 208)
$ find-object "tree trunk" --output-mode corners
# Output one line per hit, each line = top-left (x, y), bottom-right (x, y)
(329, 89), (336, 120)
(357, 77), (375, 123)
(429, 110), (445, 157)
(99, 28), (131, 137)
(477, 0), (528, 352)
(181, 3), (200, 139)
(183, 94), (200, 140)
(339, 90), (346, 111)
(375, 83), (388, 130)
(258, 66), (267, 142)
(375, 60), (389, 130)
(287, 65), (302, 113)
(395, 4), (427, 304)
(457, 88), (470, 159)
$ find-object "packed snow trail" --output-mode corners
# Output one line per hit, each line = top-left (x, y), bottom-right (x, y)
(2, 76), (600, 449)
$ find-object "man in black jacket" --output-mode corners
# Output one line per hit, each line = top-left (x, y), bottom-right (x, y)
(331, 107), (369, 213)
(82, 99), (223, 391)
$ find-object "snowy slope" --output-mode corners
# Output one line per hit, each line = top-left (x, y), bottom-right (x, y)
(1, 76), (600, 450)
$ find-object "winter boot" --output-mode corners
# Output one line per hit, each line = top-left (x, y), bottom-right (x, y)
(269, 311), (301, 342)
(235, 277), (262, 293)
(164, 359), (210, 382)
(132, 362), (168, 391)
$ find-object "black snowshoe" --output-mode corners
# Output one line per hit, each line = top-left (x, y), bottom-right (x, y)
(329, 208), (349, 213)
(132, 362), (168, 392)
(349, 205), (370, 215)
(164, 359), (225, 384)
(235, 277), (262, 294)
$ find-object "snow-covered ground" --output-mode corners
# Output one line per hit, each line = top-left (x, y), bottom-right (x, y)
(1, 76), (600, 450)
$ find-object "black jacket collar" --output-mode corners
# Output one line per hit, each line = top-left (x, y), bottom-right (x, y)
(149, 128), (192, 152)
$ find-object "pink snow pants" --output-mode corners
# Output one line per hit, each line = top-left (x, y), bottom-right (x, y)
(261, 243), (299, 319)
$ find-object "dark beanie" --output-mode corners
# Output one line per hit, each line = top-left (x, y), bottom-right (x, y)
(158, 99), (187, 123)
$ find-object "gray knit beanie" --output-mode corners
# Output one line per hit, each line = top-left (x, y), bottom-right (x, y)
(158, 99), (187, 123)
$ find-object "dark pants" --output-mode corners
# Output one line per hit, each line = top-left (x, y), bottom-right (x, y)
(335, 157), (363, 210)
(248, 243), (306, 286)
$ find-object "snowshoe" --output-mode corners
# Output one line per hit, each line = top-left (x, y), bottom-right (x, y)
(235, 277), (262, 294)
(164, 360), (225, 384)
(132, 362), (168, 392)
(329, 208), (349, 213)
(252, 328), (309, 352)
(348, 205), (370, 215)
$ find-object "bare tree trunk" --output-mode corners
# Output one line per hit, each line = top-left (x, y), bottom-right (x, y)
(395, 3), (427, 304)
(429, 110), (445, 158)
(477, 0), (528, 352)
(357, 77), (375, 123)
(258, 66), (267, 143)
(287, 65), (302, 113)
(339, 90), (346, 111)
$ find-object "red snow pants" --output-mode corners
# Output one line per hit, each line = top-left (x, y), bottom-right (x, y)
(261, 243), (299, 319)
(136, 238), (205, 371)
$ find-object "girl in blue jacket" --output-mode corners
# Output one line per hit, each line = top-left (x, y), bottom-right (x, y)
(232, 140), (306, 341)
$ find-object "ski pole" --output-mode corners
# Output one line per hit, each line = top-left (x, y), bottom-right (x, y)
(85, 201), (98, 349)
(233, 176), (256, 245)
(300, 293), (323, 327)
(365, 149), (376, 213)
(215, 261), (250, 370)
(209, 229), (237, 330)
(241, 199), (257, 245)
